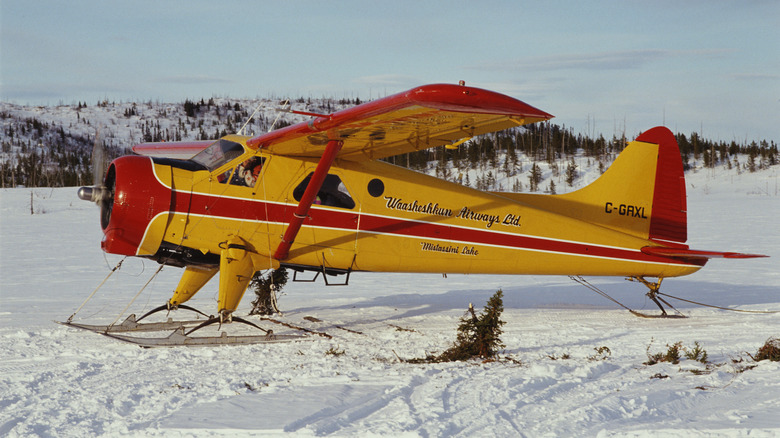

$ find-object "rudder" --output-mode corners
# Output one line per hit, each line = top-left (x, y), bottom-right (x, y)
(638, 127), (687, 245)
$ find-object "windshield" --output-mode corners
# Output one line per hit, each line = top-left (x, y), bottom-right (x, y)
(190, 139), (245, 171)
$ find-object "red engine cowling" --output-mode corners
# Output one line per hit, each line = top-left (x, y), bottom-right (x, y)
(100, 156), (172, 256)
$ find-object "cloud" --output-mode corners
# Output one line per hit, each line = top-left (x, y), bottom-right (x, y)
(525, 50), (667, 71)
(352, 74), (420, 87)
(729, 73), (780, 81)
(0, 81), (143, 105)
(0, 88), (65, 103)
(469, 49), (735, 73)
(158, 75), (234, 85)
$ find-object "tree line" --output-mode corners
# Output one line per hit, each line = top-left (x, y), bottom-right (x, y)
(1, 114), (126, 187)
(2, 99), (777, 189)
(383, 122), (778, 191)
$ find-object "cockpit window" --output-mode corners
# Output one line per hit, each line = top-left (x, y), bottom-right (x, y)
(217, 156), (265, 187)
(190, 139), (245, 171)
(293, 173), (355, 209)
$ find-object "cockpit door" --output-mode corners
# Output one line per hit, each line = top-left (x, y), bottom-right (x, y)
(287, 168), (360, 269)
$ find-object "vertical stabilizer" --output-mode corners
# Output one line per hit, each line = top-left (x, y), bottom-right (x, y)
(524, 126), (688, 245)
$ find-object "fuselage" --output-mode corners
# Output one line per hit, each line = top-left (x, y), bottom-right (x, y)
(102, 135), (704, 279)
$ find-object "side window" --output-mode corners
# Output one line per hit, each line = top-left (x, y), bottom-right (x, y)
(217, 168), (232, 184)
(218, 156), (265, 187)
(293, 173), (355, 209)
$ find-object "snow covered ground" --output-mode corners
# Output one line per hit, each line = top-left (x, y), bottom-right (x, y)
(1, 164), (778, 437)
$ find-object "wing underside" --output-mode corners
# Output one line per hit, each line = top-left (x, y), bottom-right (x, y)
(246, 83), (553, 161)
(131, 84), (552, 162)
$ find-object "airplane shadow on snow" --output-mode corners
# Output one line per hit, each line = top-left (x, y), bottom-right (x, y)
(289, 278), (779, 324)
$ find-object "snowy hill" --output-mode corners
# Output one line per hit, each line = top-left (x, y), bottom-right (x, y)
(2, 98), (777, 193)
(0, 97), (350, 187)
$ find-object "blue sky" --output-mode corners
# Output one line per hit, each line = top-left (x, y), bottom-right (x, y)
(2, 0), (778, 141)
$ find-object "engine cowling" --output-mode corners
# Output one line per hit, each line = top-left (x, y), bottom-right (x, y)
(97, 156), (173, 256)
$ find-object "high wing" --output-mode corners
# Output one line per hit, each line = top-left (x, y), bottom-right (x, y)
(246, 83), (553, 161)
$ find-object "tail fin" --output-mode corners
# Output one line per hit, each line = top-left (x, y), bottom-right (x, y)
(549, 126), (687, 244)
(500, 126), (767, 260)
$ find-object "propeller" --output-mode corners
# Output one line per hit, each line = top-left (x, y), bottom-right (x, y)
(77, 128), (115, 228)
(91, 127), (106, 186)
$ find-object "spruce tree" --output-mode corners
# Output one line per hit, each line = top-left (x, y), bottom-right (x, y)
(565, 158), (578, 187)
(529, 163), (542, 192)
(431, 289), (506, 362)
(249, 268), (289, 315)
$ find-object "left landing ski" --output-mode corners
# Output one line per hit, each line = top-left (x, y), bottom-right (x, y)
(103, 328), (308, 348)
(58, 314), (206, 333)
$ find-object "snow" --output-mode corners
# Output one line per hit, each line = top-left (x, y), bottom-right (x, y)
(1, 164), (779, 437)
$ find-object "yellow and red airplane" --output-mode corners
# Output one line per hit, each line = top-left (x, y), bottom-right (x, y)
(75, 83), (765, 344)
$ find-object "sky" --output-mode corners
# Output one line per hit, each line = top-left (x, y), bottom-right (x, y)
(2, 0), (778, 142)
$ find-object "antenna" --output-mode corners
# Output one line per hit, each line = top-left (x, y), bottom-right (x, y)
(238, 99), (330, 135)
(237, 102), (266, 136)
(267, 99), (290, 132)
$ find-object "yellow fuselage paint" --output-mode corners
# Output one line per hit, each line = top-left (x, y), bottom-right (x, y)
(138, 137), (702, 280)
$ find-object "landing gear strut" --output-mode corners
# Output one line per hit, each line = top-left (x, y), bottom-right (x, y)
(135, 302), (212, 323)
(629, 276), (684, 317)
(570, 276), (686, 318)
(183, 311), (271, 337)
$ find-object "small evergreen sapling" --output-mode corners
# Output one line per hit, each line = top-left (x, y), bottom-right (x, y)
(249, 268), (288, 315)
(751, 337), (780, 362)
(422, 289), (506, 362)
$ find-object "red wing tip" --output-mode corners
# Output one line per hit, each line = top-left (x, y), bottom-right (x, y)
(642, 246), (768, 259)
(407, 83), (554, 119)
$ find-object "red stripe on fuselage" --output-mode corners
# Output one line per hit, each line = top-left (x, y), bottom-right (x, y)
(167, 190), (704, 267)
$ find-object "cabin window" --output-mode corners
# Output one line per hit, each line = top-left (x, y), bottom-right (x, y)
(190, 139), (245, 171)
(217, 156), (265, 187)
(367, 178), (385, 197)
(293, 173), (355, 209)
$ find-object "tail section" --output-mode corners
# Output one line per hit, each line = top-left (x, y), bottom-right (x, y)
(497, 125), (767, 261)
(552, 126), (687, 244)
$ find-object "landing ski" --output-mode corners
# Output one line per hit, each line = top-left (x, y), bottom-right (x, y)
(58, 314), (207, 333)
(103, 328), (308, 348)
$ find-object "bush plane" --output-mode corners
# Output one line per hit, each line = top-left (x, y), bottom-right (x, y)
(72, 82), (766, 346)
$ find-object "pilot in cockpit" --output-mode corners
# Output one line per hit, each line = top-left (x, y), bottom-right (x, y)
(231, 157), (264, 187)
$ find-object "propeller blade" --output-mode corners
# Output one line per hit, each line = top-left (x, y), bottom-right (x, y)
(92, 128), (106, 185)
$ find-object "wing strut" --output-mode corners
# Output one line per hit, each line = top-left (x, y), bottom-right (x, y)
(274, 139), (343, 261)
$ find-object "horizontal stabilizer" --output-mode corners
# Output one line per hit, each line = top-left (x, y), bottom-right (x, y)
(641, 246), (768, 259)
(133, 140), (214, 159)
